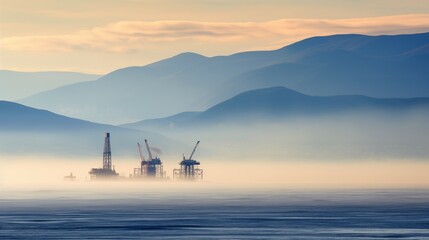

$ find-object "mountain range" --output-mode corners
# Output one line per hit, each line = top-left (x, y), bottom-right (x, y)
(19, 32), (429, 124)
(121, 87), (429, 130)
(0, 101), (182, 157)
(0, 70), (99, 101)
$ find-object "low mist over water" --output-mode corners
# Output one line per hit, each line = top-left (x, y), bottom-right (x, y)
(1, 157), (429, 190)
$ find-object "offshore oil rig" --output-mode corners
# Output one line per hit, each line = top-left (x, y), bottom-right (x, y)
(173, 141), (203, 180)
(133, 139), (165, 178)
(88, 132), (203, 181)
(89, 133), (118, 179)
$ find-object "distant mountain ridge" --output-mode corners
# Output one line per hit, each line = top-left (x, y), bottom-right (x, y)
(0, 101), (182, 157)
(0, 101), (108, 131)
(198, 87), (429, 120)
(20, 32), (429, 124)
(213, 32), (429, 103)
(122, 87), (429, 130)
(0, 70), (100, 101)
(120, 111), (200, 130)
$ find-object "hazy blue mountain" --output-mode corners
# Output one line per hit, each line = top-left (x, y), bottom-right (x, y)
(204, 32), (429, 102)
(0, 101), (183, 157)
(20, 53), (211, 124)
(120, 111), (200, 130)
(123, 87), (429, 130)
(197, 87), (429, 122)
(20, 32), (429, 124)
(0, 101), (105, 131)
(0, 70), (100, 100)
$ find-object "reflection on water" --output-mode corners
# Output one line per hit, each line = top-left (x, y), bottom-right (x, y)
(1, 187), (429, 239)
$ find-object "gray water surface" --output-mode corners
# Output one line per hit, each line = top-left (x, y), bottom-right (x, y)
(0, 188), (428, 239)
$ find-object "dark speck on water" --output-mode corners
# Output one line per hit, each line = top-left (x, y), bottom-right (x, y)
(0, 188), (429, 239)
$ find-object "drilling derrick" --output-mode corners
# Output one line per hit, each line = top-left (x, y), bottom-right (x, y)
(103, 132), (112, 170)
(173, 141), (203, 180)
(89, 132), (118, 179)
(134, 139), (165, 178)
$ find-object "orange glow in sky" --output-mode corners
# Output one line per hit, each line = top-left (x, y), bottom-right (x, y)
(1, 0), (429, 73)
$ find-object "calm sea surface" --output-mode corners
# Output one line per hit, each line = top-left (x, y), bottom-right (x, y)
(1, 187), (428, 239)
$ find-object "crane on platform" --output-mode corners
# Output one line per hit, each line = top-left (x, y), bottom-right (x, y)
(137, 142), (146, 175)
(145, 139), (154, 161)
(142, 139), (164, 178)
(188, 141), (200, 160)
(174, 141), (203, 180)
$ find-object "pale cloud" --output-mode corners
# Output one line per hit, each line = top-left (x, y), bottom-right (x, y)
(1, 14), (429, 53)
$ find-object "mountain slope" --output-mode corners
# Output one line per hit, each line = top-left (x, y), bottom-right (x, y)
(20, 53), (211, 124)
(200, 87), (429, 120)
(218, 44), (429, 101)
(123, 87), (429, 130)
(0, 101), (182, 157)
(20, 32), (429, 124)
(120, 111), (200, 130)
(0, 101), (106, 131)
(0, 70), (100, 100)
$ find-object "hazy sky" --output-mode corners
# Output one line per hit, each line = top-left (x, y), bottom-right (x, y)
(1, 0), (429, 73)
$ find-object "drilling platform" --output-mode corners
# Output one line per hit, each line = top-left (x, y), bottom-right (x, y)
(85, 133), (204, 181)
(89, 132), (118, 179)
(133, 139), (165, 178)
(173, 141), (203, 180)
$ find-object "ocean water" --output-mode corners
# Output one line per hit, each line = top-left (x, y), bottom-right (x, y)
(0, 187), (428, 239)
